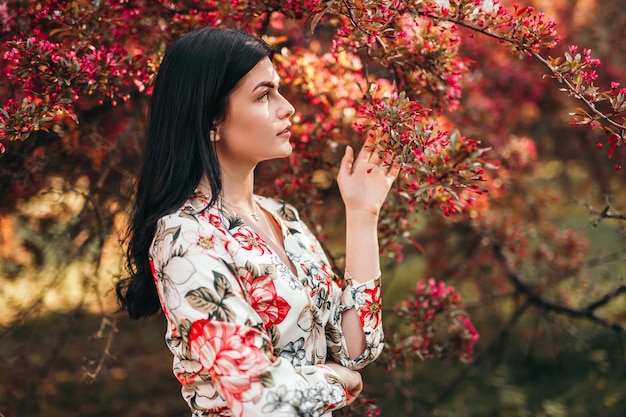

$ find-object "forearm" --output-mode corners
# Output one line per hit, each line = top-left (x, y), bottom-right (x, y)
(335, 139), (397, 364)
(344, 209), (381, 283)
(341, 209), (381, 358)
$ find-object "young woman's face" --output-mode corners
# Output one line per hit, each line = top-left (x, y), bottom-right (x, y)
(215, 57), (295, 167)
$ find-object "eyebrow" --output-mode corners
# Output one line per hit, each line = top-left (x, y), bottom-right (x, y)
(252, 80), (280, 92)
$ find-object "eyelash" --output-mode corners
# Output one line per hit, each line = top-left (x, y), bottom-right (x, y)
(259, 88), (282, 101)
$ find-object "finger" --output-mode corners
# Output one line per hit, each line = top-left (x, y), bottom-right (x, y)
(340, 145), (355, 175)
(356, 136), (377, 163)
(362, 133), (376, 148)
(365, 149), (397, 173)
(387, 159), (402, 179)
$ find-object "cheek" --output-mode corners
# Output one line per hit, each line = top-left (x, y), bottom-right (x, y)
(228, 106), (268, 136)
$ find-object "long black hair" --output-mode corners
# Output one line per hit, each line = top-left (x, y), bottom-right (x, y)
(116, 28), (273, 319)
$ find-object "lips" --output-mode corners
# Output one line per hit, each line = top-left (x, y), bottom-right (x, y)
(277, 124), (291, 136)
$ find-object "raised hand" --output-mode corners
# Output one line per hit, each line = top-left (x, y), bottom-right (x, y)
(337, 136), (401, 217)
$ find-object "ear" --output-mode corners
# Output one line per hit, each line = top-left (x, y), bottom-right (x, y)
(209, 129), (220, 142)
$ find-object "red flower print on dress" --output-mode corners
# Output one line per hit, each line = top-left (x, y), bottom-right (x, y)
(358, 286), (382, 328)
(208, 213), (223, 228)
(300, 261), (333, 296)
(188, 319), (271, 417)
(241, 271), (291, 327)
(233, 227), (271, 255)
(199, 211), (224, 229)
(316, 263), (334, 295)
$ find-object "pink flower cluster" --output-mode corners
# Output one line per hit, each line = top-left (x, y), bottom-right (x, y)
(0, 98), (54, 141)
(0, 2), (15, 33)
(389, 278), (479, 364)
(354, 89), (490, 217)
(282, 0), (321, 18)
(551, 44), (625, 167)
(425, 0), (559, 52)
(422, 1), (623, 169)
(3, 32), (79, 103)
(1, 23), (151, 141)
(329, 1), (466, 110)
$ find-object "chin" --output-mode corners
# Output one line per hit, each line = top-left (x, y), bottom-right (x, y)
(262, 148), (292, 162)
(277, 144), (293, 158)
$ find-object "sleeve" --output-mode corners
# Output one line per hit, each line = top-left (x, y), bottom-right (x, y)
(150, 212), (348, 417)
(293, 210), (385, 370)
(327, 275), (384, 370)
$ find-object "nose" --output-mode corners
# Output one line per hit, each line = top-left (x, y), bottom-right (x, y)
(278, 93), (295, 119)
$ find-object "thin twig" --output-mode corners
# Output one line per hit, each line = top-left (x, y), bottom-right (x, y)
(575, 199), (626, 226)
(83, 315), (119, 383)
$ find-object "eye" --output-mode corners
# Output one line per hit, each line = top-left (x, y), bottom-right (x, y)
(259, 91), (270, 101)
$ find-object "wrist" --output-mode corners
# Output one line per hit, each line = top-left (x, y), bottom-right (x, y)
(345, 207), (379, 222)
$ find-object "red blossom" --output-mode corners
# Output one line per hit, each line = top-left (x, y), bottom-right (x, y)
(384, 278), (479, 365)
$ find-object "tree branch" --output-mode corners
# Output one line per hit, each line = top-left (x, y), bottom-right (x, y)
(576, 199), (626, 226)
(585, 285), (626, 312)
(493, 245), (626, 333)
(420, 11), (626, 134)
(585, 251), (626, 268)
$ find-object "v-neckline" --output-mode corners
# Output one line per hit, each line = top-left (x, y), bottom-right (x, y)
(234, 197), (299, 277)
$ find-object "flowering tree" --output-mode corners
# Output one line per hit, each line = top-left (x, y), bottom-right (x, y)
(1, 0), (624, 416)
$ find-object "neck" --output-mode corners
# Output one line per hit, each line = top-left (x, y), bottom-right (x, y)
(213, 139), (263, 207)
(218, 164), (256, 211)
(199, 145), (260, 210)
(219, 171), (259, 221)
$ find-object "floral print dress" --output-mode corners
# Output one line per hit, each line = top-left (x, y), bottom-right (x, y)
(149, 191), (384, 417)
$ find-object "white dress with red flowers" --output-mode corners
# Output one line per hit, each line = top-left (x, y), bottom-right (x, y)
(149, 192), (384, 417)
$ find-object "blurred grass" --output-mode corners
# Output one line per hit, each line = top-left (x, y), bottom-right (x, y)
(0, 313), (188, 417)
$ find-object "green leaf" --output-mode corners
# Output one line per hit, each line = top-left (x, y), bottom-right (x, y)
(279, 204), (297, 222)
(213, 271), (234, 300)
(185, 287), (221, 315)
(259, 371), (275, 388)
(186, 285), (236, 322)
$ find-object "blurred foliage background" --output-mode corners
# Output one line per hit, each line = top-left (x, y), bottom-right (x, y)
(1, 1), (625, 416)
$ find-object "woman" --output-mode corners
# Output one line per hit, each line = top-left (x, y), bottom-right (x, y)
(116, 27), (399, 417)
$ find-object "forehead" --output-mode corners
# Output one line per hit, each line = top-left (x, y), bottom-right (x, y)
(240, 57), (279, 88)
